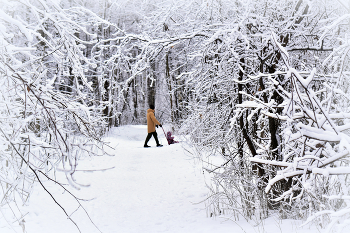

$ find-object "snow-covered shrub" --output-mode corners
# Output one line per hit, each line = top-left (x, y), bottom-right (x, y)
(0, 0), (110, 229)
(248, 8), (350, 231)
(180, 0), (350, 229)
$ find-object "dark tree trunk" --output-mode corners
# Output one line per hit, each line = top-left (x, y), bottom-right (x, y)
(237, 58), (244, 161)
(238, 58), (257, 159)
(148, 60), (156, 107)
(132, 78), (138, 123)
(165, 52), (174, 123)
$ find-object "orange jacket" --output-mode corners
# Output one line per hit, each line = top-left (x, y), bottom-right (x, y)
(147, 109), (161, 133)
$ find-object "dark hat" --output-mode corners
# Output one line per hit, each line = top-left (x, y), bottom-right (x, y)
(150, 104), (155, 110)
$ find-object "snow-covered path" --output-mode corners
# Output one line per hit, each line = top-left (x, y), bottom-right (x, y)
(2, 125), (318, 233)
(76, 125), (220, 233)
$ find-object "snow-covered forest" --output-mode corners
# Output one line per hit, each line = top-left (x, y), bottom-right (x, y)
(1, 0), (350, 232)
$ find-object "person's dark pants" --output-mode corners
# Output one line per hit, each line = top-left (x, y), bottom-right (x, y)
(144, 131), (160, 146)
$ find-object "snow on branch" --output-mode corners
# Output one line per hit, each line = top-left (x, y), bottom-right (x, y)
(243, 19), (350, 231)
(0, 0), (113, 231)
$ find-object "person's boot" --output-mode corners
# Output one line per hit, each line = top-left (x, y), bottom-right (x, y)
(144, 133), (152, 148)
(154, 132), (162, 147)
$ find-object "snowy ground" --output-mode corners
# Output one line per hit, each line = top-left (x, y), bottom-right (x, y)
(1, 125), (321, 233)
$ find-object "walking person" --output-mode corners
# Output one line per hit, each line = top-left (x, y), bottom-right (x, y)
(144, 104), (163, 147)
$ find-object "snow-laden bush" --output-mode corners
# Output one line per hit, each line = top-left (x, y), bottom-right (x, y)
(249, 25), (350, 230)
(180, 0), (350, 230)
(0, 0), (110, 230)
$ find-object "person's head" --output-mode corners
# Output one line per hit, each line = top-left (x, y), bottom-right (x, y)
(150, 104), (155, 110)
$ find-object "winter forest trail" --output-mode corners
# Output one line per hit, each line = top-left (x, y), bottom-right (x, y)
(20, 125), (235, 233)
(4, 126), (317, 233)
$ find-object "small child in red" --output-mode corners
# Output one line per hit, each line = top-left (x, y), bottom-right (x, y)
(166, 131), (178, 145)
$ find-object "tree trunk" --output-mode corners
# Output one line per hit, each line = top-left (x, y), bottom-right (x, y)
(238, 57), (257, 159)
(165, 52), (174, 123)
(148, 60), (156, 107)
